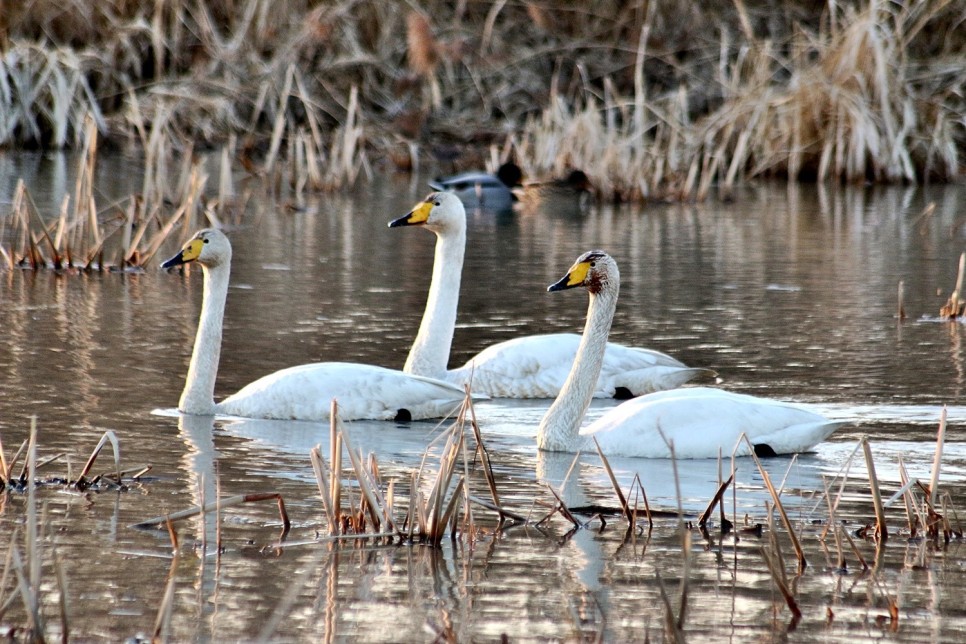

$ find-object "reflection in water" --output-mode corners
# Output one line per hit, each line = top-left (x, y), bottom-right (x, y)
(2, 167), (966, 640)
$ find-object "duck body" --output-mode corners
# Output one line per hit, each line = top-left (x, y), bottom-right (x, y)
(536, 251), (843, 459)
(163, 229), (467, 422)
(389, 193), (711, 399)
(515, 169), (593, 215)
(447, 333), (708, 399)
(428, 162), (522, 212)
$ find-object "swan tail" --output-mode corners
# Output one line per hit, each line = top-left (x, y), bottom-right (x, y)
(752, 420), (846, 455)
(612, 366), (717, 397)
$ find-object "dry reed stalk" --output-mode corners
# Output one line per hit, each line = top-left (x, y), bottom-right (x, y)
(941, 253), (966, 318)
(406, 12), (438, 77)
(760, 541), (802, 622)
(310, 445), (337, 534)
(654, 570), (684, 644)
(131, 493), (292, 539)
(697, 473), (734, 528)
(463, 387), (504, 520)
(592, 437), (632, 523)
(927, 407), (947, 506)
(816, 440), (862, 541)
(25, 417), (43, 639)
(897, 458), (921, 537)
(544, 485), (583, 530)
(897, 281), (906, 320)
(71, 430), (121, 488)
(861, 437), (888, 542)
(466, 496), (528, 524)
(152, 554), (179, 643)
(745, 436), (807, 572)
(339, 426), (394, 533)
(53, 548), (69, 643)
(823, 476), (846, 571)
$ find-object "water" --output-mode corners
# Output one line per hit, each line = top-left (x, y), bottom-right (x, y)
(1, 154), (965, 641)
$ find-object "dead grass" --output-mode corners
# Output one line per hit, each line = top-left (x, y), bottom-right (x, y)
(1, 1), (961, 201)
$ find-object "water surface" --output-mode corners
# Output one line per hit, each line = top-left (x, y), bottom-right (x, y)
(1, 155), (965, 641)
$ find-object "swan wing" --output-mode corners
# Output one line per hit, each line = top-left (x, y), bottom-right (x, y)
(455, 333), (701, 398)
(582, 387), (844, 458)
(218, 362), (467, 422)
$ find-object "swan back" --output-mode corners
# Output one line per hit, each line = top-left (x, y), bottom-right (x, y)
(537, 251), (620, 452)
(584, 387), (845, 458)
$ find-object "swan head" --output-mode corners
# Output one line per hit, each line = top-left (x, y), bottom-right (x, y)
(548, 250), (618, 296)
(161, 228), (232, 269)
(388, 192), (466, 234)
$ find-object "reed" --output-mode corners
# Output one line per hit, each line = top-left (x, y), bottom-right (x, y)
(3, 1), (960, 199)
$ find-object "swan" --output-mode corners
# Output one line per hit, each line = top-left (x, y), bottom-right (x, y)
(537, 250), (844, 458)
(161, 228), (469, 422)
(388, 192), (712, 398)
(428, 161), (522, 212)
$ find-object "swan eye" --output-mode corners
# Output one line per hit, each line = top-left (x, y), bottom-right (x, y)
(589, 261), (596, 267)
(434, 200), (441, 206)
(203, 238), (210, 244)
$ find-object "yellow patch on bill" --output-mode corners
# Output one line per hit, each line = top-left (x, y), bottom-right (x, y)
(565, 260), (591, 286)
(181, 238), (205, 262)
(407, 200), (434, 224)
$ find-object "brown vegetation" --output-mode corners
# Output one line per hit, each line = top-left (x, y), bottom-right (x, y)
(2, 1), (963, 202)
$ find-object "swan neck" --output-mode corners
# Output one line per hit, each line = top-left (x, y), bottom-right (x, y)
(404, 225), (465, 378)
(537, 286), (618, 452)
(179, 263), (228, 414)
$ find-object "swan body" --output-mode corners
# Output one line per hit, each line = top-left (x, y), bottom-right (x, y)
(537, 251), (843, 458)
(428, 162), (522, 212)
(162, 229), (467, 422)
(446, 334), (708, 399)
(389, 192), (711, 398)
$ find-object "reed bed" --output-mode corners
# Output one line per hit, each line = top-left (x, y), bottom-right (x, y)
(2, 1), (961, 202)
(0, 401), (961, 638)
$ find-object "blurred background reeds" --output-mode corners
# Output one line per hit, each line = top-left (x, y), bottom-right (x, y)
(1, 0), (963, 204)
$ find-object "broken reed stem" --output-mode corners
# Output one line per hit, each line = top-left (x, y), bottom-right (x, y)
(861, 437), (888, 542)
(745, 436), (807, 572)
(467, 496), (528, 524)
(698, 473), (734, 528)
(464, 386), (502, 515)
(330, 400), (342, 532)
(592, 437), (632, 523)
(545, 485), (583, 529)
(928, 407), (947, 507)
(897, 458), (920, 537)
(73, 431), (121, 485)
(131, 493), (291, 539)
(25, 417), (43, 638)
(897, 280), (906, 320)
(153, 555), (179, 643)
(760, 545), (802, 621)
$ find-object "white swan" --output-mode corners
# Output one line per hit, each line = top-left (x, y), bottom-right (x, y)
(537, 250), (844, 458)
(161, 228), (468, 422)
(389, 192), (712, 398)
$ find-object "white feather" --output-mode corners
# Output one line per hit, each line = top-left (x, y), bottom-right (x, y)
(390, 192), (712, 398)
(536, 251), (844, 459)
